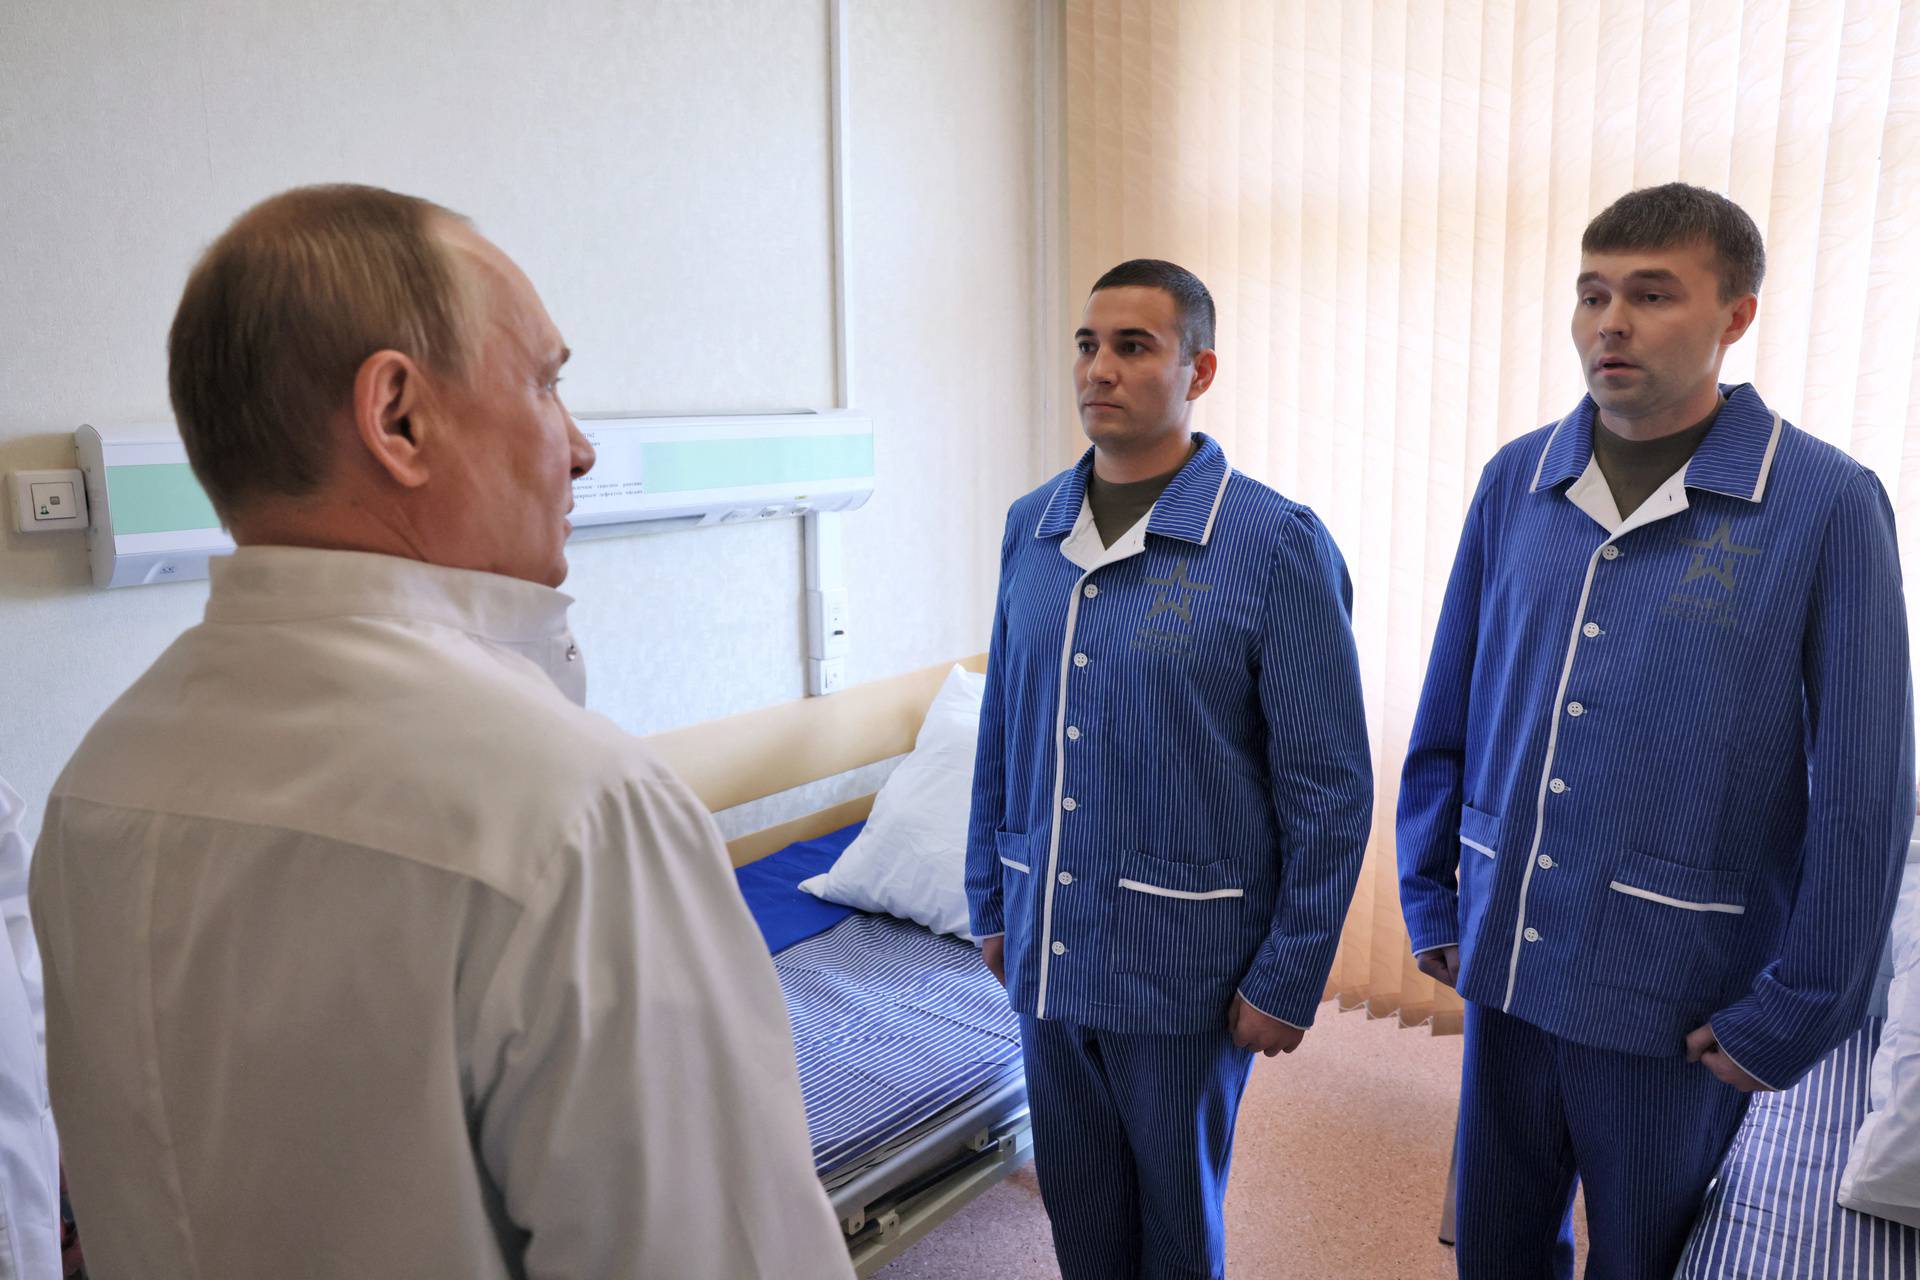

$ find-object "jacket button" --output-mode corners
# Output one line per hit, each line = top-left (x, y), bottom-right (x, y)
(1549, 778), (1567, 794)
(1084, 584), (1099, 598)
(1062, 797), (1077, 812)
(1058, 872), (1073, 885)
(1524, 927), (1541, 943)
(1601, 545), (1621, 561)
(1537, 854), (1554, 869)
(1566, 701), (1585, 717)
(1582, 622), (1600, 638)
(1051, 940), (1067, 955)
(1066, 725), (1081, 741)
(1073, 652), (1089, 668)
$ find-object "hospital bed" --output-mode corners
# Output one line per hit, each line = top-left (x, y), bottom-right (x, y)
(646, 657), (1033, 1276)
(1676, 1014), (1918, 1278)
(1675, 836), (1920, 1279)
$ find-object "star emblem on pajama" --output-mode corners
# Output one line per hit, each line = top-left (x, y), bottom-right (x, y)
(1677, 520), (1761, 591)
(1145, 560), (1211, 623)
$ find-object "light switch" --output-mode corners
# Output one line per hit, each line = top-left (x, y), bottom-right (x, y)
(31, 481), (77, 521)
(10, 468), (91, 533)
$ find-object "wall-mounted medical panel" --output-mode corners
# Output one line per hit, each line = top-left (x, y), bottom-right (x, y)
(73, 412), (876, 587)
(75, 423), (233, 588)
(569, 412), (874, 529)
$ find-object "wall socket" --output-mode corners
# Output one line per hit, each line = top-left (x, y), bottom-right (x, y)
(807, 587), (850, 659)
(808, 656), (846, 696)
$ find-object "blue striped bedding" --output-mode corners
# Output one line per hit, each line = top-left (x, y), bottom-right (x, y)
(1679, 1017), (1920, 1278)
(772, 913), (1022, 1182)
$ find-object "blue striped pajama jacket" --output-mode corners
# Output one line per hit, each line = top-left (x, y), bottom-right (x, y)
(1398, 382), (1914, 1091)
(964, 432), (1373, 1035)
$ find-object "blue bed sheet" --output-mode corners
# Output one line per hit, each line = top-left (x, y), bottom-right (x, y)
(733, 821), (863, 954)
(735, 821), (1025, 1180)
(1679, 1017), (1919, 1278)
(775, 913), (1023, 1179)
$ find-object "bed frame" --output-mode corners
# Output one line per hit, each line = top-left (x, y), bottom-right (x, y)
(645, 654), (1034, 1275)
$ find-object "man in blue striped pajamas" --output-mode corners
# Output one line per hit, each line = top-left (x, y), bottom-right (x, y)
(1398, 184), (1915, 1278)
(964, 259), (1373, 1280)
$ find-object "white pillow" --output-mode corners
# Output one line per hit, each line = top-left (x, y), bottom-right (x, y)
(1837, 838), (1920, 1228)
(799, 664), (984, 938)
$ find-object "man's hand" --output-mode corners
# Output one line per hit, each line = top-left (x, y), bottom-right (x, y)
(1229, 994), (1306, 1057)
(981, 935), (1006, 987)
(1416, 945), (1461, 989)
(1685, 1024), (1773, 1093)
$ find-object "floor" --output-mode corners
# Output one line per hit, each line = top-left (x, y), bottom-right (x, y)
(875, 1001), (1589, 1279)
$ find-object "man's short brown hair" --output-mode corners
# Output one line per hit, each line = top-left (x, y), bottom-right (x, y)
(167, 184), (477, 520)
(1581, 182), (1766, 303)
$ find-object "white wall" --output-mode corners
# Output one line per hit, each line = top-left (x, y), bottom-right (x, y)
(0, 0), (1048, 839)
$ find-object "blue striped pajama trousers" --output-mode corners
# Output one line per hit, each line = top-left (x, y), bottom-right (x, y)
(1019, 1015), (1255, 1280)
(1456, 1002), (1751, 1278)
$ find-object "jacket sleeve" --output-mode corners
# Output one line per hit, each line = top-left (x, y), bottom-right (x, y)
(1, 777), (58, 1280)
(1710, 469), (1917, 1089)
(1396, 473), (1491, 957)
(964, 509), (1021, 940)
(0, 778), (44, 1051)
(1235, 509), (1374, 1028)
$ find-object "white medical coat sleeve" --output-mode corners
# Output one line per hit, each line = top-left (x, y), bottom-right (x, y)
(0, 782), (43, 1052)
(469, 762), (852, 1280)
(0, 779), (60, 1280)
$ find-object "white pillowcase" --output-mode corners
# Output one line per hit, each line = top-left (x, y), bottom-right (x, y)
(799, 664), (984, 939)
(1837, 837), (1920, 1228)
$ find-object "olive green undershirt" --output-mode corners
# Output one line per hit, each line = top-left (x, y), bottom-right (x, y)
(1590, 398), (1722, 519)
(1087, 440), (1198, 549)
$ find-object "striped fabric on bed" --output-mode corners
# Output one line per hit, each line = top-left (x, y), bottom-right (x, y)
(775, 913), (1023, 1178)
(1679, 1018), (1919, 1278)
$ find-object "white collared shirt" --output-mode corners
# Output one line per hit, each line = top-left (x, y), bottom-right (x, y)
(31, 547), (851, 1280)
(0, 778), (58, 1280)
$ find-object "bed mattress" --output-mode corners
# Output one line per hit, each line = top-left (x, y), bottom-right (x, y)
(1679, 1017), (1919, 1278)
(735, 823), (1025, 1186)
(776, 913), (1023, 1185)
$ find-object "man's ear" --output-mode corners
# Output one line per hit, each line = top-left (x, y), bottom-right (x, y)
(350, 349), (431, 489)
(1721, 294), (1758, 348)
(1186, 348), (1218, 401)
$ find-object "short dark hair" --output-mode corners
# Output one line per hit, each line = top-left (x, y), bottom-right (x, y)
(1581, 183), (1766, 302)
(1089, 258), (1216, 361)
